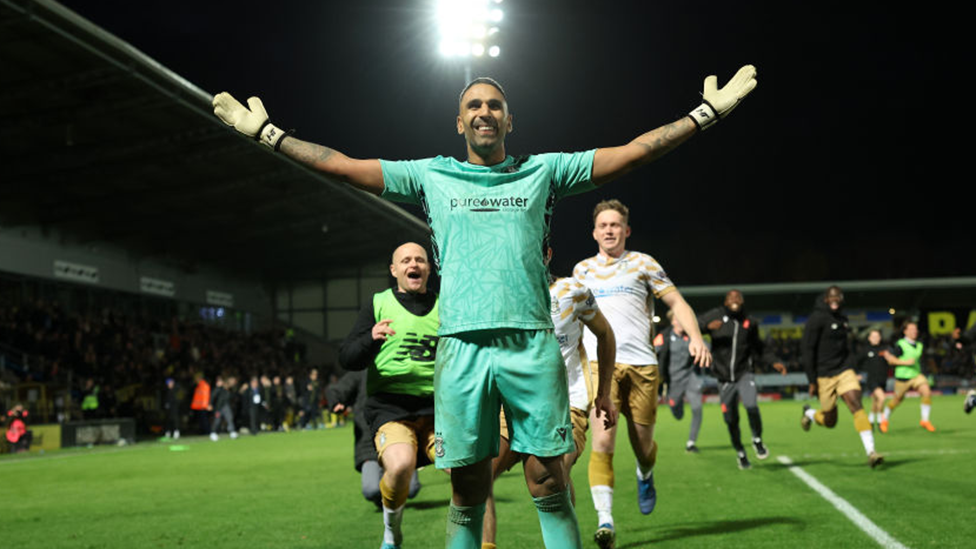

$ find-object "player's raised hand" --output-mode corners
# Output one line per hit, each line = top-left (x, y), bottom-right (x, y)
(212, 92), (290, 150)
(688, 65), (758, 130)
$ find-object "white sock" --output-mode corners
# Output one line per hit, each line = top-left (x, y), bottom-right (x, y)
(636, 460), (653, 481)
(868, 412), (876, 424)
(859, 430), (876, 455)
(804, 408), (817, 421)
(590, 485), (614, 526)
(382, 504), (404, 545)
(921, 404), (931, 422)
(883, 407), (891, 421)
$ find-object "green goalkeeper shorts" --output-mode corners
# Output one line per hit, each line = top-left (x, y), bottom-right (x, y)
(433, 328), (574, 469)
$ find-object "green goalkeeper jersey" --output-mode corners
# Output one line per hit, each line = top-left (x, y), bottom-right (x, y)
(380, 152), (596, 335)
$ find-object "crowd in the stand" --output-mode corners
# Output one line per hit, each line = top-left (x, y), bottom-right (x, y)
(0, 299), (339, 436)
(2, 299), (974, 441)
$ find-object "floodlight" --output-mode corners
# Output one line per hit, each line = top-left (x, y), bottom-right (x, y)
(435, 0), (503, 59)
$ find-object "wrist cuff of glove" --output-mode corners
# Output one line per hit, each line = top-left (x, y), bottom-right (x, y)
(257, 121), (293, 151)
(688, 102), (718, 131)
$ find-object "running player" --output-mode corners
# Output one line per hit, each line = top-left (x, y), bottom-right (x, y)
(952, 326), (976, 414)
(214, 66), (756, 549)
(856, 328), (890, 430)
(574, 199), (712, 548)
(482, 266), (618, 549)
(880, 320), (936, 433)
(654, 310), (706, 454)
(699, 289), (785, 470)
(338, 242), (439, 549)
(799, 286), (883, 467)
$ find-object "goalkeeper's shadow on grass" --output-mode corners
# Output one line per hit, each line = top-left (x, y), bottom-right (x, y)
(615, 516), (805, 547)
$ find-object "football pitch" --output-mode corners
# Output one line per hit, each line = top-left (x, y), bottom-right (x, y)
(3, 396), (974, 548)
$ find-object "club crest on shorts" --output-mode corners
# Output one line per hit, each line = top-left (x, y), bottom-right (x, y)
(556, 426), (568, 442)
(434, 435), (445, 458)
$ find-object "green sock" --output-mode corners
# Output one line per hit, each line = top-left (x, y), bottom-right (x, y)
(533, 489), (582, 549)
(446, 502), (485, 549)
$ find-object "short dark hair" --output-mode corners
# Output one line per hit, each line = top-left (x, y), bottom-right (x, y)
(459, 77), (507, 105)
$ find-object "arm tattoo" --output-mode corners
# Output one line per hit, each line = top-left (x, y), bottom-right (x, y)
(633, 118), (695, 161)
(281, 138), (337, 168)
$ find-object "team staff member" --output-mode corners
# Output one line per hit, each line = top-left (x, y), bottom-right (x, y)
(880, 320), (936, 433)
(215, 63), (757, 549)
(699, 290), (784, 470)
(575, 199), (711, 548)
(339, 242), (439, 549)
(190, 372), (211, 435)
(799, 286), (882, 467)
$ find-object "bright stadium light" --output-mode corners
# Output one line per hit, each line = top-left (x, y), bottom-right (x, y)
(435, 0), (503, 60)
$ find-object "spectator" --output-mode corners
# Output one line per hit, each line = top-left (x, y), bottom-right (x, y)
(5, 402), (33, 453)
(209, 376), (238, 441)
(190, 372), (211, 435)
(301, 368), (321, 430)
(163, 377), (181, 439)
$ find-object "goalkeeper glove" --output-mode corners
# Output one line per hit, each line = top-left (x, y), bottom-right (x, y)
(212, 92), (291, 150)
(688, 65), (758, 131)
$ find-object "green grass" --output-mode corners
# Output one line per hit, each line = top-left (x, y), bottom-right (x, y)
(3, 396), (974, 548)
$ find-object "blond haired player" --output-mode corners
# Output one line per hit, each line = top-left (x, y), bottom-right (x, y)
(574, 199), (711, 548)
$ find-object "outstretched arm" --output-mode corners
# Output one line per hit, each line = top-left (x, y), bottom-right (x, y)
(212, 93), (385, 195)
(591, 118), (697, 186)
(591, 65), (758, 186)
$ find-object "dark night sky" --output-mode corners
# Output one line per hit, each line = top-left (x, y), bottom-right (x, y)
(57, 0), (967, 286)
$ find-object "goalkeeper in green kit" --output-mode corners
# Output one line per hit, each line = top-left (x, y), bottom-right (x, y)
(214, 65), (757, 549)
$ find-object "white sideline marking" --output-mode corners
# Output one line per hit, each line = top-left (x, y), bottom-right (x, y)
(778, 455), (909, 549)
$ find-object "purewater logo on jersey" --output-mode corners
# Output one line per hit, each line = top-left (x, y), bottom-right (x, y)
(449, 195), (530, 212)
